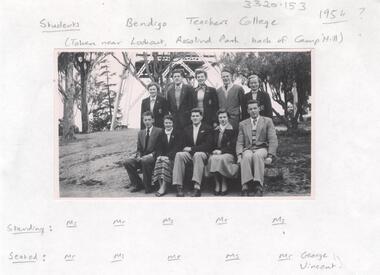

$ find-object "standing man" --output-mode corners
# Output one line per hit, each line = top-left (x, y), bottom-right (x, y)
(124, 111), (163, 194)
(166, 69), (194, 130)
(242, 74), (273, 119)
(216, 68), (245, 130)
(172, 108), (213, 197)
(193, 69), (219, 127)
(140, 82), (168, 129)
(236, 100), (278, 196)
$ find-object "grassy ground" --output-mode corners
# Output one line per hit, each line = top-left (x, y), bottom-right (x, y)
(59, 124), (311, 198)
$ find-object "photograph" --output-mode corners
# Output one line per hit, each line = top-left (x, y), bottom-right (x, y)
(57, 50), (312, 198)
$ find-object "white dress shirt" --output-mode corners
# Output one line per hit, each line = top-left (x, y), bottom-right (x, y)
(193, 123), (201, 144)
(165, 128), (173, 143)
(250, 116), (260, 143)
(149, 96), (156, 112)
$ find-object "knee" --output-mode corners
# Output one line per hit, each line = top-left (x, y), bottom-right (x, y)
(123, 158), (133, 167)
(175, 152), (187, 160)
(253, 151), (265, 159)
(242, 150), (253, 159)
(141, 157), (153, 165)
(193, 152), (205, 160)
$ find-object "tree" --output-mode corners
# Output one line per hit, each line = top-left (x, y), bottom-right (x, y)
(73, 52), (108, 133)
(58, 52), (78, 141)
(87, 60), (122, 131)
(219, 52), (311, 129)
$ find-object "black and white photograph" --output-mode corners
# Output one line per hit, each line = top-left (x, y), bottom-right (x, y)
(57, 50), (312, 198)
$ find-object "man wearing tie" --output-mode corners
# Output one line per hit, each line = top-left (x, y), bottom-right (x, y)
(166, 69), (194, 130)
(123, 111), (163, 194)
(236, 100), (278, 196)
(216, 68), (245, 130)
(172, 108), (213, 197)
(140, 82), (168, 129)
(242, 74), (273, 120)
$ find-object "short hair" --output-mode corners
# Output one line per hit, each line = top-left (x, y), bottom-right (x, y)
(142, 111), (154, 119)
(195, 69), (207, 78)
(247, 99), (259, 106)
(221, 68), (233, 75)
(217, 108), (230, 118)
(163, 114), (173, 121)
(247, 74), (261, 88)
(171, 69), (184, 77)
(191, 108), (203, 116)
(147, 82), (160, 91)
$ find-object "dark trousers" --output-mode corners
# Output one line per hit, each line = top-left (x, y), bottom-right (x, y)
(124, 155), (155, 190)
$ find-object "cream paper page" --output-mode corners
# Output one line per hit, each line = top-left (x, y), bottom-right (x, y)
(1, 0), (380, 274)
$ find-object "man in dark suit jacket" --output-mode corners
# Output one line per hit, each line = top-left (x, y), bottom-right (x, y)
(193, 69), (219, 127)
(124, 111), (163, 193)
(172, 108), (213, 197)
(166, 69), (194, 130)
(236, 100), (278, 197)
(242, 75), (273, 119)
(140, 82), (168, 129)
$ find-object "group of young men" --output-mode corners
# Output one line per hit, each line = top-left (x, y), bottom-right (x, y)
(124, 68), (278, 197)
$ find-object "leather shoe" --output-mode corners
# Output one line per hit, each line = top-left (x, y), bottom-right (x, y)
(191, 189), (201, 197)
(145, 186), (154, 194)
(130, 186), (143, 193)
(240, 190), (249, 196)
(176, 186), (184, 197)
(214, 191), (221, 196)
(220, 190), (228, 196)
(252, 181), (263, 197)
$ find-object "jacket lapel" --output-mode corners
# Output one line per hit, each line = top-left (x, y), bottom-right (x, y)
(141, 130), (146, 151)
(152, 97), (157, 113)
(145, 127), (155, 151)
(179, 85), (185, 108)
(256, 117), (264, 141)
(244, 119), (252, 145)
(168, 132), (174, 146)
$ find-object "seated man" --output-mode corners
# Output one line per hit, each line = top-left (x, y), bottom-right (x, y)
(172, 108), (213, 197)
(123, 111), (163, 194)
(236, 100), (278, 196)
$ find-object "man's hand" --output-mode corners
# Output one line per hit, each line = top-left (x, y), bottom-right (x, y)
(141, 154), (153, 161)
(237, 155), (242, 164)
(212, 149), (222, 155)
(183, 147), (192, 152)
(264, 156), (273, 165)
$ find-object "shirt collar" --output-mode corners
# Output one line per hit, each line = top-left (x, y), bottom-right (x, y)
(146, 126), (153, 132)
(175, 83), (182, 89)
(165, 128), (173, 134)
(150, 96), (156, 101)
(193, 123), (201, 129)
(251, 116), (260, 123)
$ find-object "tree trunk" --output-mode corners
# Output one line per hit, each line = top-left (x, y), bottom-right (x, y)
(62, 61), (76, 141)
(110, 70), (127, 131)
(80, 73), (89, 133)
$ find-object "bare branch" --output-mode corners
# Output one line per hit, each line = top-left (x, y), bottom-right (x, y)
(111, 53), (128, 68)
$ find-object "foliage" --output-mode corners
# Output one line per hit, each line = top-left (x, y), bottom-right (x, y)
(219, 52), (311, 128)
(87, 59), (123, 132)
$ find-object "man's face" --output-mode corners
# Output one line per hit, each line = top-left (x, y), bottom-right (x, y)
(249, 77), (260, 92)
(248, 103), (260, 118)
(196, 73), (206, 85)
(173, 73), (182, 85)
(191, 112), (202, 125)
(221, 72), (232, 86)
(218, 112), (228, 126)
(143, 116), (154, 128)
(164, 119), (173, 130)
(148, 85), (157, 97)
